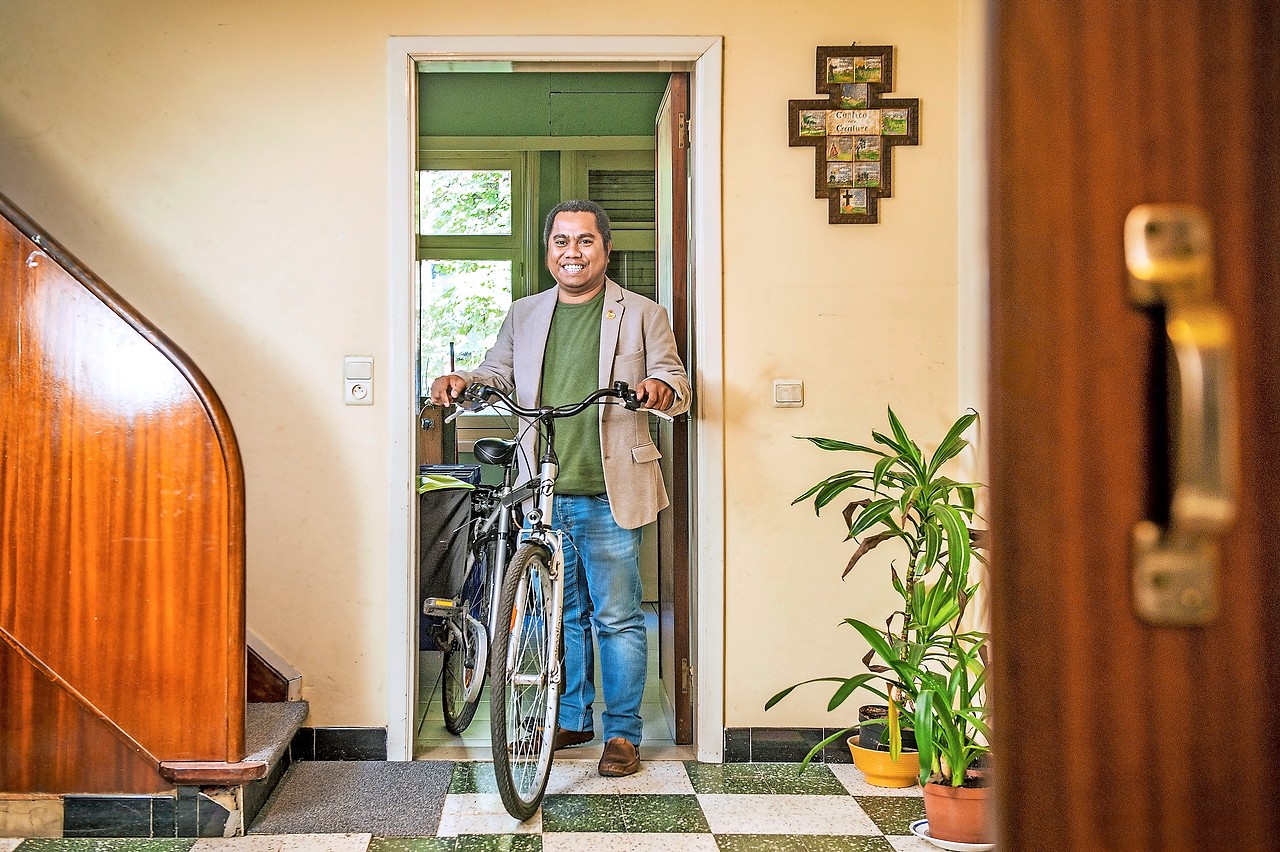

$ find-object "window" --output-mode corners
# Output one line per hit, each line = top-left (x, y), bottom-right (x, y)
(417, 153), (529, 391)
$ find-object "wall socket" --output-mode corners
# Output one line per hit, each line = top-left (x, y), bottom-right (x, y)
(344, 356), (374, 405)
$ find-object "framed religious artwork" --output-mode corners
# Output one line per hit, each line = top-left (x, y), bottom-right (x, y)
(788, 44), (920, 224)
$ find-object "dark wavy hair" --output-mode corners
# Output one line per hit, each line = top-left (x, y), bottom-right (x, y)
(542, 199), (612, 249)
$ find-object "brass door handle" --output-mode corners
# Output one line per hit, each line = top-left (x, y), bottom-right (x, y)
(1125, 204), (1238, 626)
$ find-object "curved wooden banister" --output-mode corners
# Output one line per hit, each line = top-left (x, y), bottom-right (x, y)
(0, 191), (246, 794)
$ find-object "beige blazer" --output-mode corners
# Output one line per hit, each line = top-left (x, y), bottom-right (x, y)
(455, 278), (691, 530)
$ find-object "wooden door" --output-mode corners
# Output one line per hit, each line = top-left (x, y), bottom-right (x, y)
(988, 1), (1280, 848)
(655, 72), (694, 744)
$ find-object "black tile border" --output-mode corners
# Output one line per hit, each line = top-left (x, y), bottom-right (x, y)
(291, 726), (388, 761)
(152, 794), (176, 838)
(53, 788), (242, 839)
(723, 727), (856, 764)
(289, 726), (316, 761)
(177, 786), (200, 837)
(49, 719), (326, 839)
(750, 727), (825, 763)
(195, 791), (230, 837)
(723, 727), (751, 762)
(62, 795), (153, 838)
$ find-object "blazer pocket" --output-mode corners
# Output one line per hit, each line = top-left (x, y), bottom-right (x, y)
(614, 349), (645, 383)
(631, 443), (662, 464)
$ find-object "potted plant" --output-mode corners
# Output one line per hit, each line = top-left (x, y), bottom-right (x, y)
(851, 617), (992, 844)
(766, 407), (989, 815)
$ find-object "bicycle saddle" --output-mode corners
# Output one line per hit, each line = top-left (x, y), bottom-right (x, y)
(473, 437), (517, 467)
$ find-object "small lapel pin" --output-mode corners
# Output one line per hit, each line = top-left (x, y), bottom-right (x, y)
(606, 310), (616, 320)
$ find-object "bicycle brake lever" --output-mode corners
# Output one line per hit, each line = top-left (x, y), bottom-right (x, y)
(444, 393), (487, 424)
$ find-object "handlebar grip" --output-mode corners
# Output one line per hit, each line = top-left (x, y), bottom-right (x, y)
(612, 380), (643, 410)
(443, 383), (492, 423)
(462, 382), (490, 403)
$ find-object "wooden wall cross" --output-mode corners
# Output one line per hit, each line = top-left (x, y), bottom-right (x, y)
(788, 44), (920, 224)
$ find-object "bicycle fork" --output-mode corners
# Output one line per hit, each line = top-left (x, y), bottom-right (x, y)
(505, 531), (565, 697)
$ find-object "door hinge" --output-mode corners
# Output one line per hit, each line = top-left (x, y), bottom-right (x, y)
(681, 657), (692, 694)
(678, 113), (689, 149)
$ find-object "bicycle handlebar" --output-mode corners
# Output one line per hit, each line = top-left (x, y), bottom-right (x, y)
(444, 380), (673, 424)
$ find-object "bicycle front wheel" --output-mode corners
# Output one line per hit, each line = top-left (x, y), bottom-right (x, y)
(490, 542), (560, 820)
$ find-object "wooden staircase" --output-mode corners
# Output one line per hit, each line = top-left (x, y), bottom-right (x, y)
(0, 191), (299, 835)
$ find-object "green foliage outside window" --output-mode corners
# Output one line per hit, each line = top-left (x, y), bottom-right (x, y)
(421, 170), (512, 236)
(419, 166), (517, 387)
(420, 259), (511, 382)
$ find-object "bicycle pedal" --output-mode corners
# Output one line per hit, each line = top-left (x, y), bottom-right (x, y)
(423, 597), (460, 617)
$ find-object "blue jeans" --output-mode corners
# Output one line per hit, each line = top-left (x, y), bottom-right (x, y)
(553, 494), (646, 745)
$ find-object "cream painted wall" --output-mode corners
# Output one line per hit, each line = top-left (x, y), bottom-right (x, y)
(0, 1), (968, 729)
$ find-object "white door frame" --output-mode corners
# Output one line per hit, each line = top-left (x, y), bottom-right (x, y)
(385, 35), (725, 762)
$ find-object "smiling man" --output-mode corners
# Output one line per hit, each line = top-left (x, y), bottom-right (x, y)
(430, 199), (691, 777)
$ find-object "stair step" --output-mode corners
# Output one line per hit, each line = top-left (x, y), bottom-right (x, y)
(158, 701), (308, 786)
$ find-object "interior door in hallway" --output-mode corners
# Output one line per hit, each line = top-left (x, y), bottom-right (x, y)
(988, 1), (1280, 848)
(655, 72), (693, 744)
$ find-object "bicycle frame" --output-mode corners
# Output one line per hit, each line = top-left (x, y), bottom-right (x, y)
(505, 416), (568, 695)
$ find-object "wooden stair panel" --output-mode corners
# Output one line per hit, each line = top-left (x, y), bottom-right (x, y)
(248, 648), (290, 703)
(0, 637), (166, 794)
(1, 191), (247, 792)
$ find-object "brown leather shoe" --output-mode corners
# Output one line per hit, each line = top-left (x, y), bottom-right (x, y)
(554, 727), (594, 750)
(598, 736), (640, 777)
(516, 725), (593, 752)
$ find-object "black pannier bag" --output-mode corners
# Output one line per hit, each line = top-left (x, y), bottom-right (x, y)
(418, 464), (480, 649)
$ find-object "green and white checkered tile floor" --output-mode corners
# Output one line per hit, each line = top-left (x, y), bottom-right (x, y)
(1, 759), (934, 851)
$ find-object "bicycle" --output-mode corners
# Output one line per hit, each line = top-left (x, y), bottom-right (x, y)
(447, 379), (671, 820)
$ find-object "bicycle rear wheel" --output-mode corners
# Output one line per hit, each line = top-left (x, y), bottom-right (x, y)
(490, 542), (559, 820)
(441, 537), (496, 734)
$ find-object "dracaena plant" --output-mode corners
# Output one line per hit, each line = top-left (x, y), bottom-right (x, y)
(849, 617), (991, 786)
(765, 407), (988, 773)
(793, 407), (985, 623)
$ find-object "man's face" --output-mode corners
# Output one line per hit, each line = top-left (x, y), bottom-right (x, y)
(546, 211), (610, 301)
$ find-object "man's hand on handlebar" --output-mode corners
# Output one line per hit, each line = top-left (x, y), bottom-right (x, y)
(429, 374), (468, 407)
(634, 378), (675, 412)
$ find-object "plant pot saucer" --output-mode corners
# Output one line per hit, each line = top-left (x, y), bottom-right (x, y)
(909, 819), (994, 852)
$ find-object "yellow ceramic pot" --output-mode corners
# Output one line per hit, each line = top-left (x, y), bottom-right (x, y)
(848, 737), (920, 788)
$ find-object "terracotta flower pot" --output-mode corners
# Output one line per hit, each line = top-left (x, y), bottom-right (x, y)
(847, 737), (919, 788)
(923, 780), (993, 844)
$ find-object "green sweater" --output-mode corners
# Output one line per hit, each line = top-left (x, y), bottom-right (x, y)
(540, 289), (606, 495)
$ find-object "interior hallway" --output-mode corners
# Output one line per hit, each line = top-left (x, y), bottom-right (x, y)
(0, 761), (930, 850)
(0, 606), (933, 849)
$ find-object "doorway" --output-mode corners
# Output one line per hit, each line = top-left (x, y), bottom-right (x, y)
(410, 67), (687, 759)
(385, 36), (725, 763)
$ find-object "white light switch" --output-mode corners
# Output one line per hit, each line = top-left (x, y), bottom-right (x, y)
(344, 356), (374, 405)
(773, 379), (803, 408)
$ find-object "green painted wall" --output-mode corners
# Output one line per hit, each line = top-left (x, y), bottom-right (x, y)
(419, 72), (669, 137)
(536, 150), (562, 293)
(420, 71), (667, 293)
